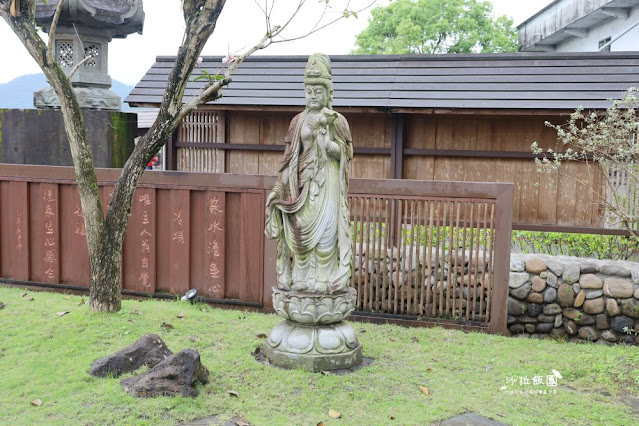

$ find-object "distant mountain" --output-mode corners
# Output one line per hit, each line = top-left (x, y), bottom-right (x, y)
(0, 74), (135, 111)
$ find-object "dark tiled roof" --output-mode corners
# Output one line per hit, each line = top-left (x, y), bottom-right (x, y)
(125, 52), (639, 110)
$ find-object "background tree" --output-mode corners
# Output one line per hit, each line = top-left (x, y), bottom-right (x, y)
(0, 0), (368, 312)
(352, 0), (518, 54)
(532, 88), (639, 239)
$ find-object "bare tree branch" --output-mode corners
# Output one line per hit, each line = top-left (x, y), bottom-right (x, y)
(47, 0), (65, 64)
(269, 0), (375, 44)
(67, 55), (93, 79)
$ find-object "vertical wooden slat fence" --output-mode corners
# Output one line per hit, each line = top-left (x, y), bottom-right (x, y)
(176, 111), (225, 173)
(348, 179), (513, 333)
(0, 165), (512, 333)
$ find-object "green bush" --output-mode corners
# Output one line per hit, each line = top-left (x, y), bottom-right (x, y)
(511, 231), (639, 260)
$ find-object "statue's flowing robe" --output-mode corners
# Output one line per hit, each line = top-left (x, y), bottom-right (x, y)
(265, 109), (353, 294)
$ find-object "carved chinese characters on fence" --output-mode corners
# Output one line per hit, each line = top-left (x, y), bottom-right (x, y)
(205, 192), (225, 298)
(138, 192), (153, 289)
(42, 185), (58, 281)
(15, 210), (23, 253)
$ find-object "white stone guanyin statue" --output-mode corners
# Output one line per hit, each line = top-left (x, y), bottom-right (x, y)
(265, 53), (353, 295)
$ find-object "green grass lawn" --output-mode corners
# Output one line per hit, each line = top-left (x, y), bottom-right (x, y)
(1, 285), (638, 425)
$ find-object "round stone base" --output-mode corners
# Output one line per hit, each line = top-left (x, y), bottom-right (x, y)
(263, 320), (362, 372)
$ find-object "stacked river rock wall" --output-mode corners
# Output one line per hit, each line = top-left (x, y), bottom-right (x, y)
(508, 254), (639, 344)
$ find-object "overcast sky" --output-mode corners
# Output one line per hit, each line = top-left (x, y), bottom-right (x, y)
(0, 0), (554, 85)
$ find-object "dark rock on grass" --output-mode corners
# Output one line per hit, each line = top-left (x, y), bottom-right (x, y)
(121, 349), (209, 398)
(89, 334), (172, 378)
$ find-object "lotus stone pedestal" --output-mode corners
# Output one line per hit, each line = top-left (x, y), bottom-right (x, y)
(263, 287), (362, 372)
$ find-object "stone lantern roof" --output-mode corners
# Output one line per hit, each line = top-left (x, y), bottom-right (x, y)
(33, 0), (145, 110)
(35, 0), (144, 38)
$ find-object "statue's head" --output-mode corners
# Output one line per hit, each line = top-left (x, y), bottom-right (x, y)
(304, 53), (333, 109)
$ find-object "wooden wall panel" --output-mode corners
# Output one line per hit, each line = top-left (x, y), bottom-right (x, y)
(348, 113), (392, 149)
(59, 185), (89, 286)
(9, 182), (29, 281)
(404, 115), (436, 150)
(224, 192), (242, 300)
(227, 111), (260, 174)
(351, 155), (390, 179)
(404, 156), (435, 180)
(238, 192), (264, 304)
(0, 181), (6, 278)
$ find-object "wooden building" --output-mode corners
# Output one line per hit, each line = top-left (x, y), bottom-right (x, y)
(125, 52), (639, 232)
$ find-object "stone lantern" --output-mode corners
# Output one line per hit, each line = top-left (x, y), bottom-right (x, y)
(34, 0), (144, 110)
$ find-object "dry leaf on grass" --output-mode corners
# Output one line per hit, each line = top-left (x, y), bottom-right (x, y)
(21, 292), (27, 297)
(28, 298), (34, 301)
(64, 295), (72, 300)
(320, 370), (332, 376)
(56, 311), (69, 317)
(418, 385), (430, 396)
(189, 335), (201, 342)
(227, 390), (239, 397)
(411, 336), (419, 342)
(77, 298), (85, 306)
(30, 399), (42, 406)
(426, 368), (433, 373)
(235, 420), (249, 426)
(256, 333), (267, 339)
(177, 313), (185, 319)
(389, 414), (395, 420)
(0, 302), (5, 309)
(131, 309), (142, 315)
(160, 323), (174, 329)
(328, 409), (341, 419)
(317, 423), (326, 426)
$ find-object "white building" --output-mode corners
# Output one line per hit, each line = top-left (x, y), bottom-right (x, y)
(518, 0), (639, 52)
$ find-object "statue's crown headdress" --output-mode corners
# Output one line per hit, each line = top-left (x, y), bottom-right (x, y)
(304, 53), (332, 84)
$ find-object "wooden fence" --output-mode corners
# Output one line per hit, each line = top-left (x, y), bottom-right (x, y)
(0, 164), (513, 333)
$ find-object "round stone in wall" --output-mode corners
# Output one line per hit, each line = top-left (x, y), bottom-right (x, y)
(600, 264), (631, 278)
(606, 298), (620, 316)
(511, 282), (532, 300)
(562, 263), (580, 285)
(621, 299), (639, 318)
(531, 276), (547, 292)
(600, 330), (617, 342)
(580, 262), (599, 274)
(557, 283), (574, 307)
(603, 277), (634, 298)
(526, 292), (543, 304)
(578, 326), (599, 341)
(510, 258), (525, 272)
(543, 287), (557, 303)
(525, 257), (547, 274)
(509, 272), (530, 289)
(579, 274), (603, 289)
(543, 303), (561, 315)
(545, 259), (564, 276)
(546, 272), (558, 288)
(612, 316), (633, 333)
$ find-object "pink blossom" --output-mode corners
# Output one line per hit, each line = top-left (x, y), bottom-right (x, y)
(222, 53), (235, 65)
